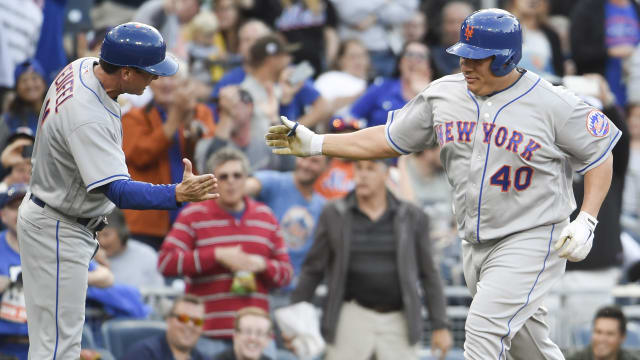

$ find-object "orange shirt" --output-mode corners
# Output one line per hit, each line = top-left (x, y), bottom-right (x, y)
(313, 158), (355, 200)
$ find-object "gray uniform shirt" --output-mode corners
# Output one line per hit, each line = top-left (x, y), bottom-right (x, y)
(30, 57), (130, 218)
(386, 71), (622, 243)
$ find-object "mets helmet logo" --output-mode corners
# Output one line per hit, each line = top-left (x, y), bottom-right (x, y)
(586, 110), (609, 137)
(464, 24), (475, 41)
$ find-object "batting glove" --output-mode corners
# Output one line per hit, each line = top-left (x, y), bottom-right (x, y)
(265, 116), (324, 157)
(554, 211), (598, 262)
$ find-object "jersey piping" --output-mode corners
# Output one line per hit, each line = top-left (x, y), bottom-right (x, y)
(77, 58), (120, 120)
(575, 128), (621, 174)
(475, 77), (541, 242)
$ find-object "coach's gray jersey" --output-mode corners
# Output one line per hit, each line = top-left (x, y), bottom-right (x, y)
(385, 71), (621, 243)
(30, 57), (130, 218)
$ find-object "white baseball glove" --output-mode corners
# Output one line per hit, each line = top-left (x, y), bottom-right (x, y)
(554, 211), (598, 262)
(265, 116), (324, 156)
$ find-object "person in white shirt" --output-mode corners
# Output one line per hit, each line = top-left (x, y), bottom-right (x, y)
(97, 209), (165, 289)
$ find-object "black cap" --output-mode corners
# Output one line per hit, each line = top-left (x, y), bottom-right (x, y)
(249, 35), (300, 67)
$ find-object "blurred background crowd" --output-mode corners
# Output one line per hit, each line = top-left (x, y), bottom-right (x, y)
(2, 0), (640, 359)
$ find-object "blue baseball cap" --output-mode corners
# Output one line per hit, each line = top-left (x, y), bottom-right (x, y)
(13, 59), (46, 87)
(0, 183), (28, 208)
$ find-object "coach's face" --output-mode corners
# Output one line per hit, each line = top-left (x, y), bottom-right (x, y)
(121, 67), (158, 95)
(460, 56), (498, 96)
(591, 317), (625, 358)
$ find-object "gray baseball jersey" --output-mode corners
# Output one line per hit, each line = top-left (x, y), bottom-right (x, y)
(30, 57), (130, 218)
(385, 71), (621, 244)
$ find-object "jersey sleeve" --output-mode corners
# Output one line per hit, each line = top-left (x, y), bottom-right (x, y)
(555, 103), (622, 175)
(384, 92), (436, 155)
(66, 122), (130, 192)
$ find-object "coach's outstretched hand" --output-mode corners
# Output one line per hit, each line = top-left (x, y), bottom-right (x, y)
(554, 211), (597, 262)
(265, 116), (324, 157)
(176, 158), (219, 202)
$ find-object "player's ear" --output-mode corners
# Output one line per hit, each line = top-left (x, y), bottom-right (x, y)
(120, 67), (133, 80)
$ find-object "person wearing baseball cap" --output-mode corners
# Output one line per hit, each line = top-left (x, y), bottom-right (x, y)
(0, 183), (29, 359)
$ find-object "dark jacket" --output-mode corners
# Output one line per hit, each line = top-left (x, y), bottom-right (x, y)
(567, 105), (630, 270)
(121, 334), (206, 360)
(570, 0), (640, 75)
(566, 346), (640, 360)
(290, 191), (450, 345)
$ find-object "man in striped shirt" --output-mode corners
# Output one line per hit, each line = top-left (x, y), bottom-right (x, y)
(158, 147), (293, 357)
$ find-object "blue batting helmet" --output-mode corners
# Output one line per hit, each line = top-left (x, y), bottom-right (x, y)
(446, 9), (522, 77)
(100, 22), (178, 76)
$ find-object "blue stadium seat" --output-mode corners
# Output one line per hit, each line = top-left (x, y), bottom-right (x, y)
(81, 323), (95, 349)
(572, 321), (640, 349)
(101, 320), (167, 358)
(421, 347), (465, 360)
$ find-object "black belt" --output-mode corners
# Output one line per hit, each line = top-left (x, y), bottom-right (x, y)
(30, 194), (106, 231)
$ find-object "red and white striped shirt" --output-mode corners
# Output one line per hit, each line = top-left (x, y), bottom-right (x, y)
(158, 197), (292, 339)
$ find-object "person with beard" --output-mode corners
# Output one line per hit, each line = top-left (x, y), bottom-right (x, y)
(245, 156), (328, 302)
(122, 295), (207, 360)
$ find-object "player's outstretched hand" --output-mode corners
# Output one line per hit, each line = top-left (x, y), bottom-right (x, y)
(176, 158), (219, 202)
(265, 116), (323, 157)
(554, 211), (598, 262)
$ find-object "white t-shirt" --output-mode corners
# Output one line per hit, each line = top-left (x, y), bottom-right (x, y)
(314, 71), (366, 117)
(109, 240), (165, 289)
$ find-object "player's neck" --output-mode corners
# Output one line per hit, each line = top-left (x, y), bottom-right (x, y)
(480, 69), (522, 97)
(94, 64), (123, 99)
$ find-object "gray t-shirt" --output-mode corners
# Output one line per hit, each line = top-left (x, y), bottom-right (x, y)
(30, 57), (130, 218)
(386, 71), (622, 243)
(109, 240), (164, 289)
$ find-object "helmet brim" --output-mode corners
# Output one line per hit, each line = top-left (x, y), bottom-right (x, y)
(446, 42), (501, 60)
(140, 53), (179, 76)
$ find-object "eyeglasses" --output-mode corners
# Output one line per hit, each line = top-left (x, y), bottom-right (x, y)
(235, 328), (271, 338)
(171, 313), (204, 327)
(217, 172), (244, 181)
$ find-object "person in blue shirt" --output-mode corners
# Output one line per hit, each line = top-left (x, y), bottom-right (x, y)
(211, 22), (328, 128)
(349, 41), (432, 128)
(0, 60), (46, 161)
(122, 295), (207, 360)
(245, 156), (328, 297)
(0, 184), (29, 360)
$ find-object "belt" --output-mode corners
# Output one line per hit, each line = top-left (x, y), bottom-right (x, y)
(30, 194), (106, 231)
(353, 299), (402, 314)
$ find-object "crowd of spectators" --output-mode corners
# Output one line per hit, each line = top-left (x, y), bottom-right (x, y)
(3, 0), (640, 359)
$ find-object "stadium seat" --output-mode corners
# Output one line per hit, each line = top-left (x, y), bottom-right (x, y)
(81, 323), (95, 349)
(421, 347), (465, 359)
(101, 320), (167, 358)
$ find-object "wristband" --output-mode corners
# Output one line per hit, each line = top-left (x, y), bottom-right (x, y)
(310, 134), (325, 156)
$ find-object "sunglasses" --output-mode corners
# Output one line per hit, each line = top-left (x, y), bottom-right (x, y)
(217, 172), (244, 181)
(172, 313), (204, 326)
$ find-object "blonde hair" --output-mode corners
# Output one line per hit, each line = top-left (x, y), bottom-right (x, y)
(234, 307), (272, 331)
(280, 0), (321, 14)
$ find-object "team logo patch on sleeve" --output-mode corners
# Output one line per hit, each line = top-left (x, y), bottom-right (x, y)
(586, 110), (609, 137)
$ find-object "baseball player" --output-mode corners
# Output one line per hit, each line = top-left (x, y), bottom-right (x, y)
(17, 23), (218, 359)
(266, 9), (620, 360)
